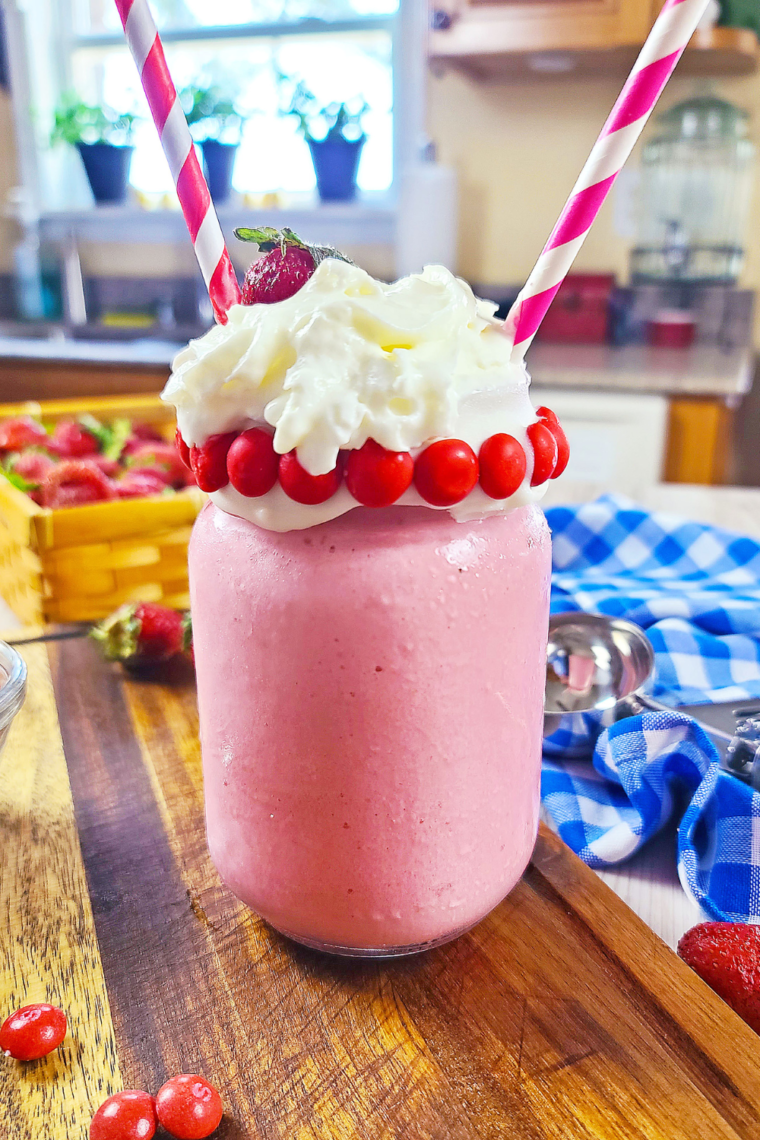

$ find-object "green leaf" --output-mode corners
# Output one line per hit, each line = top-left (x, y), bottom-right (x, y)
(78, 412), (110, 447)
(2, 468), (34, 494)
(233, 227), (307, 252)
(103, 419), (133, 462)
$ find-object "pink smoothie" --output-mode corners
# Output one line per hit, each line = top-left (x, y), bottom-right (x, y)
(189, 501), (551, 954)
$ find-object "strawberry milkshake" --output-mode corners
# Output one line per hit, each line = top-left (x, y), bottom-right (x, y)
(164, 231), (566, 955)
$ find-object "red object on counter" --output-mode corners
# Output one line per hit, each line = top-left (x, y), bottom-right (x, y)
(535, 273), (615, 345)
(647, 311), (697, 349)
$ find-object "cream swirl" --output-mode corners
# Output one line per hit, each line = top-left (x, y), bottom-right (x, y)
(162, 260), (547, 532)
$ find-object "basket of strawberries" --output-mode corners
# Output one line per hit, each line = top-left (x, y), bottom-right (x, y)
(0, 395), (204, 625)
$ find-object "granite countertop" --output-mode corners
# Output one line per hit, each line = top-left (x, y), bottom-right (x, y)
(0, 327), (754, 398)
(527, 342), (755, 400)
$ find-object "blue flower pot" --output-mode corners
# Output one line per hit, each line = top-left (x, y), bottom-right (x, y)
(76, 143), (133, 204)
(201, 140), (239, 205)
(307, 137), (365, 202)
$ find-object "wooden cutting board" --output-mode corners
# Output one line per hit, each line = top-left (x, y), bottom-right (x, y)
(3, 635), (760, 1140)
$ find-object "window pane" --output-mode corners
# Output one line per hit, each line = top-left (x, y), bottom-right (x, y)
(70, 30), (393, 193)
(78, 0), (398, 35)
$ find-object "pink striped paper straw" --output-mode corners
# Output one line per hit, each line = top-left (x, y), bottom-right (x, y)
(506, 0), (711, 361)
(114, 0), (241, 323)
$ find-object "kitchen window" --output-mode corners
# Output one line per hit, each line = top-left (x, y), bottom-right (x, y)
(7, 0), (408, 211)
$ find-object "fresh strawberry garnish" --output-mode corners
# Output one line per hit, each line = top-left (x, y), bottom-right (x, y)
(40, 460), (115, 508)
(678, 922), (760, 1035)
(478, 434), (527, 500)
(116, 471), (169, 499)
(227, 428), (279, 498)
(235, 226), (353, 305)
(190, 432), (237, 493)
(9, 450), (55, 487)
(279, 451), (343, 505)
(414, 439), (479, 507)
(91, 602), (192, 668)
(0, 417), (49, 452)
(346, 439), (413, 508)
(49, 419), (100, 458)
(526, 421), (559, 487)
(126, 441), (187, 488)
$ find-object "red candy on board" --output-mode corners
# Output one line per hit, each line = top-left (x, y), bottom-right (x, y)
(155, 1074), (224, 1140)
(478, 434), (527, 500)
(526, 421), (558, 486)
(0, 1003), (67, 1060)
(346, 439), (414, 507)
(279, 451), (343, 505)
(414, 439), (478, 507)
(226, 428), (279, 498)
(89, 1090), (157, 1140)
(190, 432), (238, 493)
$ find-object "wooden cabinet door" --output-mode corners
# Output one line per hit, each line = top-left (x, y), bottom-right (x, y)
(432, 0), (656, 58)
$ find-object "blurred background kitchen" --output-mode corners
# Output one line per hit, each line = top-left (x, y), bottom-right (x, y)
(0, 0), (759, 496)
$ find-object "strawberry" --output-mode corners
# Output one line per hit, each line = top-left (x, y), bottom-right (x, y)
(235, 227), (353, 305)
(116, 470), (170, 499)
(91, 603), (192, 668)
(131, 422), (164, 442)
(40, 460), (116, 509)
(49, 419), (100, 459)
(89, 454), (121, 478)
(678, 922), (760, 1034)
(125, 442), (187, 489)
(9, 450), (55, 487)
(0, 417), (49, 452)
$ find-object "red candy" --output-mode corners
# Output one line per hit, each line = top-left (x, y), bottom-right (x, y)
(175, 429), (192, 471)
(526, 421), (558, 487)
(190, 432), (237, 493)
(279, 451), (343, 505)
(478, 434), (527, 500)
(535, 405), (559, 427)
(414, 439), (478, 507)
(536, 407), (570, 480)
(0, 1003), (67, 1060)
(346, 439), (413, 507)
(90, 1090), (157, 1140)
(226, 428), (279, 498)
(155, 1074), (223, 1140)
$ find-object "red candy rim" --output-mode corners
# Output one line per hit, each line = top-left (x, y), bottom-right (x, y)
(184, 407), (567, 506)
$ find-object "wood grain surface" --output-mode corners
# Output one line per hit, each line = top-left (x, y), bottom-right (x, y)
(4, 635), (760, 1138)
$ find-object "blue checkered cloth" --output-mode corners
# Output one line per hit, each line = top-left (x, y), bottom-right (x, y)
(541, 495), (760, 923)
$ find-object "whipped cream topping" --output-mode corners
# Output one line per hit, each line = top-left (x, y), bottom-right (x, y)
(162, 260), (548, 532)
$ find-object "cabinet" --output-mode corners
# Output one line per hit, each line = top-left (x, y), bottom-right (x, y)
(430, 0), (759, 80)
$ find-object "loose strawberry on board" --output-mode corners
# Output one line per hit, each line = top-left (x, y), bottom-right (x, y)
(678, 922), (760, 1035)
(40, 460), (116, 509)
(91, 603), (192, 669)
(235, 227), (353, 305)
(0, 417), (49, 453)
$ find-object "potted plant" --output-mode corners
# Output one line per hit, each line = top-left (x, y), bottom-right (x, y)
(180, 84), (243, 205)
(51, 95), (137, 204)
(284, 81), (368, 203)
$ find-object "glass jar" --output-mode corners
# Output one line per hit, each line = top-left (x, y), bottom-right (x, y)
(631, 94), (755, 284)
(189, 501), (551, 957)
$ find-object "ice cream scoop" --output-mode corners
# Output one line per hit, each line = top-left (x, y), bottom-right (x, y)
(543, 611), (732, 745)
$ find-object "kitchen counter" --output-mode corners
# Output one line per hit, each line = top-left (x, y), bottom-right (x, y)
(528, 341), (754, 401)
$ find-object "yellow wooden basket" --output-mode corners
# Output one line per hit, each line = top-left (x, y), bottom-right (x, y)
(0, 395), (204, 624)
